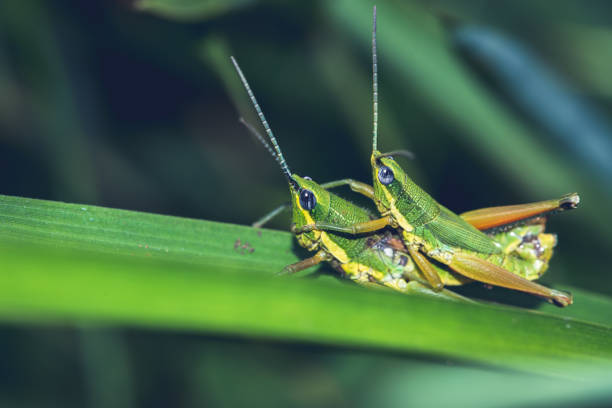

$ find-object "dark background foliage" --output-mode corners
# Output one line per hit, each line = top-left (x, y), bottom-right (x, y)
(1, 0), (611, 406)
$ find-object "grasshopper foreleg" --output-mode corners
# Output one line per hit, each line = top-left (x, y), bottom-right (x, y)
(320, 179), (376, 200)
(292, 215), (392, 235)
(278, 250), (330, 276)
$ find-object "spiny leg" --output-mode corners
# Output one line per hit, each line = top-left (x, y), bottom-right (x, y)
(292, 215), (392, 235)
(252, 202), (290, 228)
(278, 250), (329, 276)
(320, 179), (376, 200)
(460, 193), (580, 230)
(447, 252), (572, 307)
(407, 246), (443, 292)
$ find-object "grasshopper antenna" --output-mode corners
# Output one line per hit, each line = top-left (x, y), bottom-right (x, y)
(239, 117), (277, 162)
(372, 5), (379, 152)
(231, 56), (299, 190)
(370, 8), (415, 162)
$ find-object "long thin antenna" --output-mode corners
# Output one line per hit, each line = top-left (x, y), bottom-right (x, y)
(230, 56), (298, 189)
(372, 5), (379, 152)
(239, 117), (277, 162)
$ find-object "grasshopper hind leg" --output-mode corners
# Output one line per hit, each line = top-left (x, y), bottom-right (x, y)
(460, 193), (580, 231)
(447, 252), (572, 307)
(407, 246), (444, 292)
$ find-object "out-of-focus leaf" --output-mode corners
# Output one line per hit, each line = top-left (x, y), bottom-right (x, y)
(0, 0), (97, 201)
(311, 32), (401, 158)
(453, 25), (612, 194)
(355, 359), (612, 408)
(200, 36), (256, 127)
(326, 2), (577, 193)
(135, 0), (254, 21)
(547, 23), (612, 97)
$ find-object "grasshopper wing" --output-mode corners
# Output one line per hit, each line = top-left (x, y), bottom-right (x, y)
(428, 206), (501, 254)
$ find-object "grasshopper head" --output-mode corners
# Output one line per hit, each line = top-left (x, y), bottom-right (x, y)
(288, 175), (331, 250)
(370, 151), (408, 213)
(371, 150), (437, 232)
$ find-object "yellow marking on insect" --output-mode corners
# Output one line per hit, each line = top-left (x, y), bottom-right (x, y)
(382, 187), (413, 232)
(384, 278), (409, 291)
(299, 205), (315, 225)
(295, 196), (350, 263)
(320, 232), (349, 263)
(401, 229), (426, 249)
(297, 204), (321, 244)
(342, 262), (385, 282)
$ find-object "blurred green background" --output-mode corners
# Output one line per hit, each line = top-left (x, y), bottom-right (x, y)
(1, 0), (612, 406)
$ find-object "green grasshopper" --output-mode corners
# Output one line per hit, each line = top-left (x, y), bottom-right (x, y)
(231, 56), (470, 302)
(293, 7), (578, 306)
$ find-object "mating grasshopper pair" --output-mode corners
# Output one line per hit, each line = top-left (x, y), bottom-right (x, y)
(231, 7), (578, 306)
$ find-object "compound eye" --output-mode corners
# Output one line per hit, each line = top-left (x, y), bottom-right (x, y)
(378, 165), (394, 185)
(299, 189), (317, 211)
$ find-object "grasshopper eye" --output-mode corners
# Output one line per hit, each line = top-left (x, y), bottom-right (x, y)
(299, 189), (317, 211)
(378, 166), (394, 185)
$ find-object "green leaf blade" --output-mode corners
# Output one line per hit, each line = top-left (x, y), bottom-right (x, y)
(1, 194), (611, 376)
(0, 194), (297, 270)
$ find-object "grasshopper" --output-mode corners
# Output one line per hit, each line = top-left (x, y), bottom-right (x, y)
(231, 56), (469, 302)
(294, 7), (578, 306)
